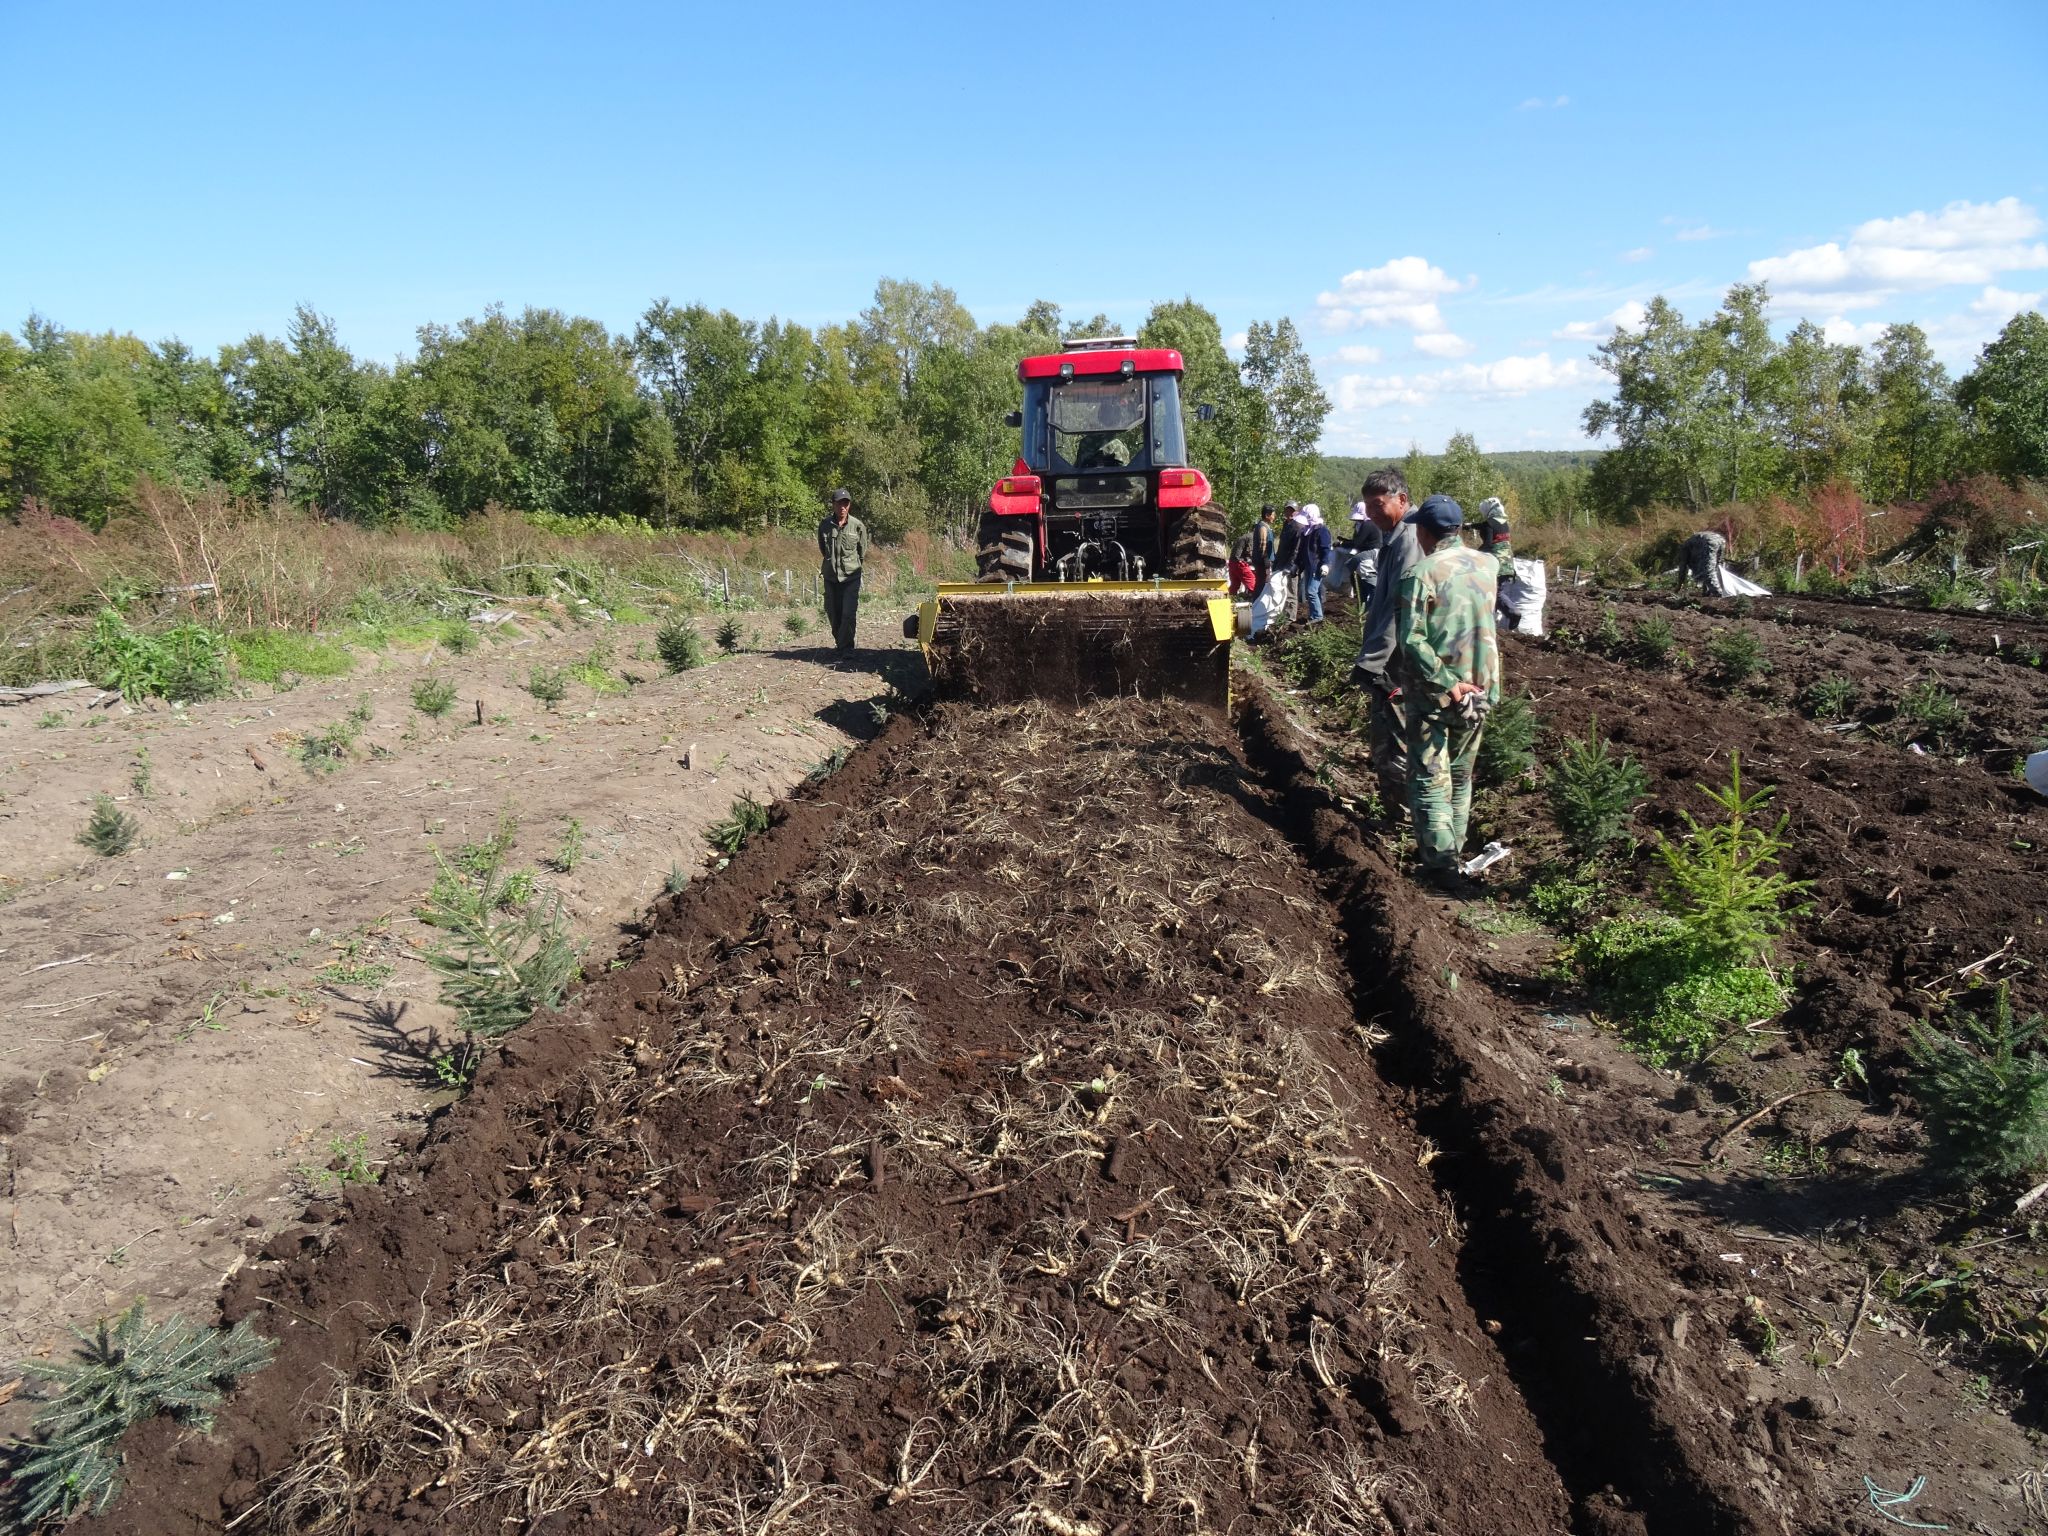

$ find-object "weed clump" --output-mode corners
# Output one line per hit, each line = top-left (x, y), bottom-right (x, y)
(7, 1303), (274, 1523)
(86, 608), (229, 704)
(1898, 679), (1967, 744)
(549, 818), (586, 874)
(1475, 692), (1536, 786)
(1801, 674), (1857, 720)
(1593, 603), (1625, 653)
(1544, 721), (1649, 858)
(1908, 988), (2048, 1184)
(655, 619), (706, 673)
(410, 675), (458, 718)
(299, 697), (373, 774)
(77, 794), (139, 857)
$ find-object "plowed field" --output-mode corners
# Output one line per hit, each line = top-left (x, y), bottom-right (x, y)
(54, 644), (2047, 1535)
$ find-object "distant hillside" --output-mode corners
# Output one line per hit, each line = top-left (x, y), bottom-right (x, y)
(1319, 450), (1601, 497)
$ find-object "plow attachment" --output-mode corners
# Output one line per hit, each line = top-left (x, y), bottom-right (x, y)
(907, 581), (1234, 708)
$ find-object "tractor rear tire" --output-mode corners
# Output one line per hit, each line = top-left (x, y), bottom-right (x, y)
(976, 514), (1034, 582)
(1167, 506), (1230, 582)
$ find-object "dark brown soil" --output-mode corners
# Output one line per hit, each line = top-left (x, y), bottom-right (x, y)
(928, 592), (1230, 706)
(37, 654), (2045, 1536)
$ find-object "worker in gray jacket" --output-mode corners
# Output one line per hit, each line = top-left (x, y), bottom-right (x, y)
(1350, 467), (1423, 797)
(817, 488), (869, 657)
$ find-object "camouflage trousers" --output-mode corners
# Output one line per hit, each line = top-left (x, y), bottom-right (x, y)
(1404, 704), (1484, 871)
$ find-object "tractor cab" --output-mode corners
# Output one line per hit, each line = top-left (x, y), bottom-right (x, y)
(983, 339), (1218, 584)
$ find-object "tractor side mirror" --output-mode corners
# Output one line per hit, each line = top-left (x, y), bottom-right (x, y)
(1003, 410), (1023, 428)
(1195, 402), (1218, 423)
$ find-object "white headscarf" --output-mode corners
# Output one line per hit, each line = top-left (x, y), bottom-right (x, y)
(1301, 503), (1324, 526)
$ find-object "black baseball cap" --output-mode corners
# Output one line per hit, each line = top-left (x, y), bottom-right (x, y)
(1404, 494), (1464, 534)
(828, 488), (851, 505)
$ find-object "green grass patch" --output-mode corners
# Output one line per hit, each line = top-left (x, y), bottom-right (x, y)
(1570, 911), (1790, 1066)
(229, 630), (355, 684)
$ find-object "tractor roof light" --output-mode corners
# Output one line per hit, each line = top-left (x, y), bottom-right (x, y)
(1059, 362), (1075, 380)
(1120, 358), (1135, 376)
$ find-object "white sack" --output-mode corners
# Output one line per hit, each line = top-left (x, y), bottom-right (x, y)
(1251, 571), (1292, 635)
(1498, 557), (1549, 637)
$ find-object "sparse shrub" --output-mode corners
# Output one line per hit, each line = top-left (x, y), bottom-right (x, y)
(299, 698), (372, 774)
(715, 616), (744, 654)
(85, 607), (229, 703)
(526, 665), (568, 710)
(1898, 679), (1968, 744)
(655, 620), (705, 673)
(496, 868), (537, 910)
(129, 747), (152, 798)
(1908, 987), (2048, 1184)
(1593, 603), (1624, 653)
(8, 1302), (275, 1523)
(440, 619), (478, 655)
(77, 794), (139, 857)
(1801, 674), (1857, 720)
(1544, 721), (1650, 858)
(1926, 626), (1954, 653)
(36, 711), (64, 729)
(705, 792), (771, 855)
(783, 611), (810, 637)
(1706, 628), (1768, 685)
(549, 817), (585, 873)
(1475, 693), (1536, 786)
(1629, 615), (1675, 665)
(410, 675), (458, 718)
(1525, 860), (1609, 934)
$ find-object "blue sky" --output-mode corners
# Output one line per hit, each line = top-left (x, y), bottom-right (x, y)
(4, 0), (2044, 458)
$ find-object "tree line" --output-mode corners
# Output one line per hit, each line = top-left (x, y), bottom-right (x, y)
(0, 282), (1330, 538)
(1582, 284), (2047, 517)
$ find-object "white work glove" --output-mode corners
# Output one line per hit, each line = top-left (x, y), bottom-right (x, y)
(1319, 564), (1329, 577)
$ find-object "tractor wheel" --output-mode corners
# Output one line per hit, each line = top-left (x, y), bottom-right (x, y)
(1167, 506), (1230, 581)
(976, 514), (1033, 582)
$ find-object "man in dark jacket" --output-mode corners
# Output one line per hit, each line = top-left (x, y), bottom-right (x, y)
(1350, 467), (1421, 798)
(817, 488), (868, 658)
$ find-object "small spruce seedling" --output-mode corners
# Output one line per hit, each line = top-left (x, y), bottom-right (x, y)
(78, 794), (139, 857)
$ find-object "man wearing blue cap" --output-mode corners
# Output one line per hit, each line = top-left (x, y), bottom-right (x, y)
(1395, 494), (1501, 887)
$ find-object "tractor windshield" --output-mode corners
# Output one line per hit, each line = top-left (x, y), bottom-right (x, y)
(1023, 373), (1189, 473)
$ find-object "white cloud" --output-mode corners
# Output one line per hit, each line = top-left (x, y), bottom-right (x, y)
(1517, 94), (1570, 110)
(1972, 284), (2044, 316)
(1620, 246), (1654, 264)
(1412, 332), (1474, 358)
(1335, 351), (1594, 410)
(1674, 224), (1727, 242)
(1553, 299), (1648, 341)
(1820, 317), (1890, 348)
(1315, 256), (1470, 335)
(1748, 196), (2048, 308)
(1224, 330), (1249, 352)
(1327, 343), (1382, 364)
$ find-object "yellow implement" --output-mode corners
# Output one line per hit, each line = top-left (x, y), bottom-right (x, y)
(909, 580), (1234, 708)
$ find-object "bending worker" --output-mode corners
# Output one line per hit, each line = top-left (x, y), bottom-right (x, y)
(1395, 494), (1501, 888)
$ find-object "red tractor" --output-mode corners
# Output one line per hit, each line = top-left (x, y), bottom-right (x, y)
(907, 337), (1237, 706)
(975, 337), (1229, 584)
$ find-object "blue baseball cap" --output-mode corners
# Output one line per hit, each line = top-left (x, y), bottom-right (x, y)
(1404, 494), (1464, 534)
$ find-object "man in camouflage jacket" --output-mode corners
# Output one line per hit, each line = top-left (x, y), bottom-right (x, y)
(1394, 495), (1501, 883)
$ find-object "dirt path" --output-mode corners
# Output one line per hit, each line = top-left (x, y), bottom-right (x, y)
(1, 612), (917, 1372)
